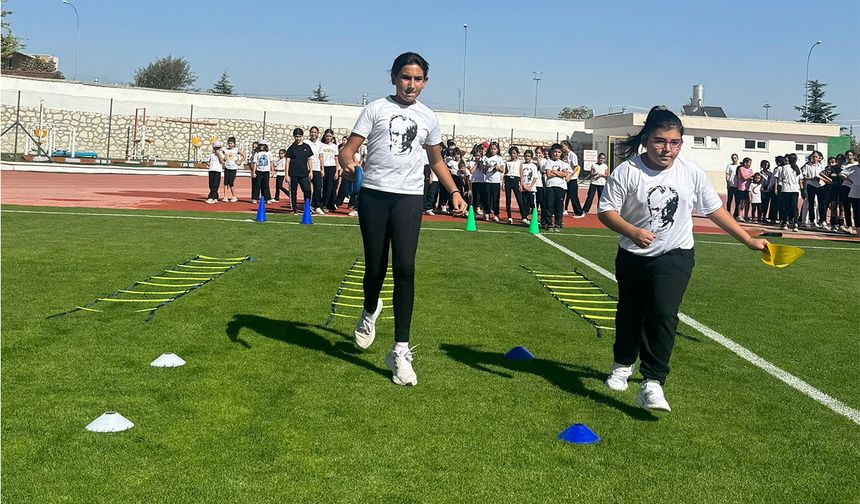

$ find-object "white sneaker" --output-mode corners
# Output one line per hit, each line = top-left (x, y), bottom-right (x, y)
(315, 207), (324, 215)
(483, 214), (489, 221)
(522, 218), (530, 225)
(574, 213), (586, 219)
(635, 379), (671, 412)
(424, 209), (436, 216)
(230, 197), (238, 203)
(563, 210), (569, 216)
(348, 209), (359, 217)
(492, 216), (500, 223)
(205, 198), (215, 204)
(222, 197), (229, 202)
(605, 361), (635, 391)
(507, 217), (514, 224)
(353, 299), (383, 350)
(476, 209), (485, 216)
(384, 345), (418, 386)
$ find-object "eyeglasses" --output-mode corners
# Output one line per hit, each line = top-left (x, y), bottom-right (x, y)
(649, 137), (683, 149)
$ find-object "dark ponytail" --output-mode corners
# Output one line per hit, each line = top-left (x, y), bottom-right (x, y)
(621, 106), (685, 160)
(788, 153), (800, 176)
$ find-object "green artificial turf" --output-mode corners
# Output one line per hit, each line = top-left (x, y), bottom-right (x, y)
(2, 206), (859, 503)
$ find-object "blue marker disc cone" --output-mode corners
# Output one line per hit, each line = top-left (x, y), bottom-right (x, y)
(255, 197), (267, 222)
(301, 199), (313, 225)
(352, 165), (363, 196)
(504, 346), (534, 360)
(558, 423), (600, 444)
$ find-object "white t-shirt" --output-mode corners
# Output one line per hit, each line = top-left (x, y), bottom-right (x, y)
(842, 162), (857, 188)
(750, 182), (762, 204)
(469, 160), (484, 183)
(483, 155), (505, 183)
(274, 157), (286, 175)
(566, 151), (579, 169)
(447, 159), (459, 176)
(801, 162), (824, 188)
(588, 162), (608, 186)
(320, 142), (339, 167)
(254, 151), (272, 172)
(543, 159), (572, 189)
(776, 165), (802, 193)
(845, 167), (860, 198)
(504, 159), (522, 178)
(305, 139), (323, 172)
(598, 155), (722, 257)
(223, 147), (240, 170)
(208, 152), (223, 172)
(521, 162), (540, 192)
(725, 163), (739, 186)
(350, 96), (441, 195)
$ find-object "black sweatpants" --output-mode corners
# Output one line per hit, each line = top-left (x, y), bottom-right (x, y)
(274, 174), (288, 200)
(323, 166), (338, 210)
(290, 176), (311, 212)
(522, 191), (535, 216)
(207, 171), (221, 200)
(504, 177), (525, 220)
(842, 186), (853, 227)
(358, 188), (423, 343)
(726, 184), (735, 213)
(311, 171), (323, 209)
(472, 182), (486, 213)
(582, 183), (604, 214)
(614, 247), (695, 384)
(806, 185), (827, 224)
(546, 186), (565, 227)
(424, 181), (439, 211)
(251, 172), (261, 201)
(335, 178), (354, 208)
(256, 172), (271, 202)
(537, 187), (550, 226)
(565, 179), (583, 215)
(780, 192), (799, 226)
(486, 182), (501, 216)
(761, 191), (775, 221)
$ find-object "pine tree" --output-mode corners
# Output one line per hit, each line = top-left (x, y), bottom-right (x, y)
(209, 71), (234, 95)
(795, 80), (838, 123)
(1, 9), (23, 60)
(309, 83), (329, 102)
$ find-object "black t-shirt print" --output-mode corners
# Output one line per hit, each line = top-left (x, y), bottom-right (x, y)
(286, 143), (314, 177)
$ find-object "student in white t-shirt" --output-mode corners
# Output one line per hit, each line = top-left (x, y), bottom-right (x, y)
(598, 106), (767, 412)
(534, 146), (550, 227)
(543, 143), (572, 231)
(749, 172), (763, 222)
(338, 52), (466, 387)
(725, 153), (739, 213)
(221, 136), (244, 203)
(469, 144), (486, 215)
(776, 154), (803, 231)
(446, 148), (463, 212)
(520, 149), (540, 221)
(206, 141), (225, 204)
(561, 140), (584, 217)
(251, 139), (273, 204)
(503, 145), (525, 224)
(320, 128), (340, 212)
(581, 152), (609, 214)
(273, 148), (288, 202)
(305, 126), (325, 215)
(482, 142), (504, 222)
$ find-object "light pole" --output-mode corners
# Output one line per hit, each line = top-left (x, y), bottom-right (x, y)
(763, 103), (772, 120)
(61, 0), (79, 81)
(804, 40), (822, 122)
(461, 24), (468, 113)
(532, 71), (542, 117)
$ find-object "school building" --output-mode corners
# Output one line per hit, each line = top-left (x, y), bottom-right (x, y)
(586, 113), (841, 193)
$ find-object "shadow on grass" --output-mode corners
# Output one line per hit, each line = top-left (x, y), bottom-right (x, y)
(440, 343), (657, 421)
(226, 314), (389, 379)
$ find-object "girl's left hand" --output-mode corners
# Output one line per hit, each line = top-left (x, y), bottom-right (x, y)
(745, 238), (769, 251)
(450, 192), (468, 216)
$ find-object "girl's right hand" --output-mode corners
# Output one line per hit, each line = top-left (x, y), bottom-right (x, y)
(628, 227), (656, 248)
(341, 163), (357, 180)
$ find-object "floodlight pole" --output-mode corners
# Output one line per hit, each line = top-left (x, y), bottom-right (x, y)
(462, 23), (468, 113)
(61, 0), (80, 80)
(763, 103), (772, 120)
(804, 40), (822, 123)
(532, 71), (542, 117)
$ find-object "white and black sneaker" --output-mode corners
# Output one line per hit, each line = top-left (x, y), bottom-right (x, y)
(353, 299), (383, 350)
(384, 345), (418, 386)
(635, 379), (671, 412)
(605, 361), (635, 391)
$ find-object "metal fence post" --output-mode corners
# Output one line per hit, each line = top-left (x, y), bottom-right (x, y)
(187, 105), (194, 163)
(452, 124), (456, 141)
(13, 91), (21, 155)
(262, 111), (267, 140)
(329, 115), (333, 129)
(106, 98), (113, 159)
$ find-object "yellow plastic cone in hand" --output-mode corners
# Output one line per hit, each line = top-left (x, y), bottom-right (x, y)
(761, 243), (804, 268)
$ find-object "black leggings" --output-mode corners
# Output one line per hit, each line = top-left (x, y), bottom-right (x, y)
(564, 179), (583, 215)
(486, 182), (501, 215)
(780, 192), (799, 225)
(323, 166), (338, 210)
(522, 191), (535, 216)
(614, 247), (694, 384)
(207, 171), (221, 200)
(424, 181), (439, 211)
(471, 182), (486, 212)
(274, 175), (288, 200)
(582, 183), (604, 214)
(311, 171), (323, 209)
(358, 188), (423, 343)
(546, 186), (565, 227)
(255, 172), (271, 202)
(504, 177), (525, 220)
(290, 176), (311, 211)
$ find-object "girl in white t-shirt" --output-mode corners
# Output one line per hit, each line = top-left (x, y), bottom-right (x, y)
(534, 146), (550, 227)
(320, 128), (340, 212)
(520, 149), (540, 221)
(581, 152), (609, 214)
(482, 142), (504, 222)
(543, 143), (571, 231)
(252, 140), (273, 204)
(338, 52), (466, 387)
(776, 154), (803, 231)
(221, 136), (244, 202)
(273, 148), (288, 202)
(469, 144), (486, 215)
(206, 141), (225, 204)
(598, 106), (767, 412)
(749, 172), (763, 221)
(503, 146), (525, 224)
(306, 126), (325, 215)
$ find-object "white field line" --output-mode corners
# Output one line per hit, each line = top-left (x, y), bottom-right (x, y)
(535, 233), (860, 426)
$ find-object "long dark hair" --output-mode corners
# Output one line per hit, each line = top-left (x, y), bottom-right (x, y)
(621, 106), (685, 159)
(390, 52), (429, 80)
(788, 153), (800, 176)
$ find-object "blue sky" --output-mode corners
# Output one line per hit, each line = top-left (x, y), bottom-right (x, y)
(5, 0), (860, 126)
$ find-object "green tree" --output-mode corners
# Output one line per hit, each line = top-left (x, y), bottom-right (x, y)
(309, 83), (329, 102)
(795, 80), (838, 123)
(132, 55), (196, 91)
(558, 106), (593, 120)
(20, 56), (60, 75)
(1, 9), (23, 60)
(209, 71), (234, 95)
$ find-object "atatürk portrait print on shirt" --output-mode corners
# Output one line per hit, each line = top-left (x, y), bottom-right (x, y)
(388, 114), (418, 156)
(647, 185), (679, 233)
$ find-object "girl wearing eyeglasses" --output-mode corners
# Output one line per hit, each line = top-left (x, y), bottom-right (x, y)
(597, 106), (768, 412)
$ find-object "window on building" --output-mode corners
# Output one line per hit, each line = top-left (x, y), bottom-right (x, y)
(745, 139), (767, 150)
(693, 136), (705, 147)
(807, 144), (815, 151)
(795, 143), (816, 152)
(709, 137), (720, 148)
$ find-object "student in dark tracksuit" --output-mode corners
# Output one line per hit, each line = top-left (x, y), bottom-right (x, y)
(285, 128), (313, 214)
(598, 106), (768, 413)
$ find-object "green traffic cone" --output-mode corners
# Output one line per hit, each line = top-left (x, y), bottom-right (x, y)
(466, 205), (477, 232)
(529, 206), (539, 234)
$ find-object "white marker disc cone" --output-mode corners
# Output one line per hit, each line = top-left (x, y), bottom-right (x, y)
(150, 353), (186, 368)
(86, 411), (134, 433)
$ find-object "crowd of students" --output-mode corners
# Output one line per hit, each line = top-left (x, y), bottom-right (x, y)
(724, 150), (860, 236)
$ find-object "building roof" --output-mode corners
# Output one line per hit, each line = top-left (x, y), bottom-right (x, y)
(586, 112), (840, 137)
